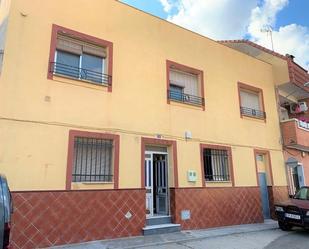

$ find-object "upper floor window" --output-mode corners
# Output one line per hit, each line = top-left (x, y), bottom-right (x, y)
(54, 35), (108, 85)
(48, 25), (113, 91)
(238, 82), (266, 120)
(167, 60), (205, 108)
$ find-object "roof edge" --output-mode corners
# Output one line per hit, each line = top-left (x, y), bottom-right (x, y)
(219, 39), (287, 60)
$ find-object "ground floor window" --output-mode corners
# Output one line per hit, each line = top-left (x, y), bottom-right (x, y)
(203, 148), (230, 181)
(72, 137), (113, 182)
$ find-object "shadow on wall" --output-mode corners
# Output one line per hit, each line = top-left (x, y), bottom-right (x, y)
(0, 16), (8, 75)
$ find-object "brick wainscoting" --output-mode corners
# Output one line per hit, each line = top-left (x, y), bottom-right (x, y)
(11, 189), (145, 249)
(268, 186), (289, 219)
(170, 187), (264, 230)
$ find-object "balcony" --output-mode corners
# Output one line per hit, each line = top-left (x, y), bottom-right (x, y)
(168, 90), (204, 107)
(240, 106), (266, 119)
(281, 119), (309, 149)
(50, 62), (112, 86)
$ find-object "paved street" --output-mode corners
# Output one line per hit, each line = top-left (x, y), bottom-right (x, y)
(142, 229), (309, 249)
(50, 221), (309, 249)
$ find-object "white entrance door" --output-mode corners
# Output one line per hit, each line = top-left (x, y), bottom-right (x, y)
(145, 153), (154, 217)
(145, 151), (168, 217)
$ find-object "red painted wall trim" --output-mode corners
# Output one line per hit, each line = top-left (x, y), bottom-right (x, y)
(166, 60), (205, 110)
(48, 24), (114, 92)
(200, 143), (235, 187)
(253, 149), (274, 187)
(141, 137), (179, 188)
(237, 82), (266, 121)
(66, 130), (120, 190)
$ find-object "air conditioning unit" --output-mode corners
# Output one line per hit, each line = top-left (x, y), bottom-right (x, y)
(290, 103), (300, 114)
(298, 102), (308, 112)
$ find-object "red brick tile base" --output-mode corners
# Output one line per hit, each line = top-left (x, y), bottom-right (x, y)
(10, 189), (146, 249)
(268, 186), (289, 219)
(170, 187), (264, 230)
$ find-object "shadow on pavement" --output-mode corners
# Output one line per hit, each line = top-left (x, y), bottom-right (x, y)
(264, 229), (309, 249)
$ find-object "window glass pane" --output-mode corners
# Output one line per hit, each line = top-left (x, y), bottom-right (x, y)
(170, 84), (183, 101)
(203, 149), (230, 182)
(55, 50), (80, 78)
(240, 90), (260, 110)
(81, 53), (104, 83)
(170, 69), (199, 96)
(72, 137), (113, 182)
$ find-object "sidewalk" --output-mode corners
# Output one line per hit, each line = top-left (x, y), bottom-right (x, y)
(50, 220), (278, 249)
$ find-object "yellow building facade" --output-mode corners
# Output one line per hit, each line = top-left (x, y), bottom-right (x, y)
(0, 0), (289, 248)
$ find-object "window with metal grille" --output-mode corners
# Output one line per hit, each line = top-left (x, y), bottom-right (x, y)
(168, 69), (204, 106)
(238, 83), (266, 119)
(72, 137), (113, 182)
(51, 34), (110, 85)
(203, 148), (230, 181)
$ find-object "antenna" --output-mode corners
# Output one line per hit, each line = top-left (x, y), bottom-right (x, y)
(260, 25), (274, 51)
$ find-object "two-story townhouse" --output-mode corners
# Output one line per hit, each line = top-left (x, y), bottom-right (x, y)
(0, 0), (289, 248)
(222, 40), (309, 196)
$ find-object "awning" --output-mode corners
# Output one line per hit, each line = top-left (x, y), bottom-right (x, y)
(285, 144), (309, 153)
(278, 82), (309, 102)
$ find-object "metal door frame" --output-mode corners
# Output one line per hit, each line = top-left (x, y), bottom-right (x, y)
(145, 151), (169, 217)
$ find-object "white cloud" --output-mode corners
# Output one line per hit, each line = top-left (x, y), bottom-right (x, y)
(158, 0), (309, 69)
(158, 0), (173, 12)
(248, 0), (309, 69)
(164, 0), (258, 40)
(248, 0), (288, 37)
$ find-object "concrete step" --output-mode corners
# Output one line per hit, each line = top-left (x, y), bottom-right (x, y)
(146, 215), (172, 226)
(143, 223), (181, 236)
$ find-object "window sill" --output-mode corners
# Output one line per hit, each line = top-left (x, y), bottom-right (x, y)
(204, 181), (233, 188)
(71, 181), (114, 190)
(169, 99), (205, 110)
(52, 74), (110, 91)
(241, 114), (266, 122)
(205, 180), (232, 183)
(79, 181), (114, 185)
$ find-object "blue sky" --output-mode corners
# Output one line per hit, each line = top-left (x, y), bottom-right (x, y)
(121, 0), (309, 69)
(276, 0), (309, 29)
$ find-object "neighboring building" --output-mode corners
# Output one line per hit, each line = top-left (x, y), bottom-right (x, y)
(221, 40), (309, 196)
(0, 1), (289, 248)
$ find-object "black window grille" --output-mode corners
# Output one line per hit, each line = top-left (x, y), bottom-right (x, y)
(168, 89), (204, 106)
(50, 62), (111, 86)
(72, 137), (113, 182)
(203, 148), (230, 181)
(240, 106), (266, 119)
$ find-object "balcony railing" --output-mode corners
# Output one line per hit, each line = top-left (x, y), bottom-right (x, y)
(50, 62), (111, 86)
(240, 106), (266, 119)
(168, 90), (204, 106)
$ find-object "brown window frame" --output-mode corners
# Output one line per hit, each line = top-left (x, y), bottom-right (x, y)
(166, 60), (205, 110)
(200, 144), (235, 187)
(48, 24), (113, 92)
(66, 130), (119, 190)
(238, 82), (266, 120)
